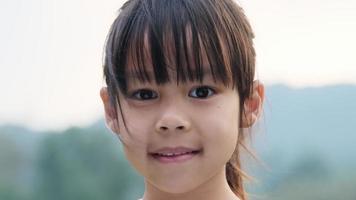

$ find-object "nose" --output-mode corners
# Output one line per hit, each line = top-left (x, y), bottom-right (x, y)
(155, 106), (191, 134)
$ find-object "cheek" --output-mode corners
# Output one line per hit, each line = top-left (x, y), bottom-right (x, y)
(118, 111), (152, 177)
(123, 143), (147, 174)
(115, 101), (158, 174)
(199, 101), (240, 159)
(212, 116), (238, 149)
(116, 101), (155, 145)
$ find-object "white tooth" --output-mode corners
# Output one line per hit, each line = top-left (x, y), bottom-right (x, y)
(157, 151), (193, 156)
(158, 153), (174, 156)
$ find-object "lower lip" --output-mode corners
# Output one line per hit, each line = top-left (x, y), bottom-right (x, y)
(150, 151), (201, 164)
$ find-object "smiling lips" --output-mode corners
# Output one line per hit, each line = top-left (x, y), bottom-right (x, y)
(149, 146), (202, 163)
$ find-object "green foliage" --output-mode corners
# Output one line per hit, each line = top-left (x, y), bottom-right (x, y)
(250, 154), (356, 200)
(33, 127), (144, 200)
(2, 123), (355, 200)
(0, 125), (143, 200)
(2, 80), (356, 200)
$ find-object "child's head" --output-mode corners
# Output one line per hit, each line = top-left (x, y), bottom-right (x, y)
(100, 0), (264, 199)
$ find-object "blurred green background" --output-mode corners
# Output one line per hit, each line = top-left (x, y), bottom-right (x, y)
(1, 84), (355, 200)
(2, 0), (356, 199)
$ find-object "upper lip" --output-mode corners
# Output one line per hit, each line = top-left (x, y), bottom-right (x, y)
(149, 146), (201, 154)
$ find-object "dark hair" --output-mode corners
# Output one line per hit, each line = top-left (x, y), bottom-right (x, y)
(103, 0), (256, 199)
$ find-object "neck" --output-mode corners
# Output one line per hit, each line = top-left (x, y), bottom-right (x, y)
(142, 167), (240, 200)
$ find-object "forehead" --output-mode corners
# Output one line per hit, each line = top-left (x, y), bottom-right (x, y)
(124, 26), (215, 84)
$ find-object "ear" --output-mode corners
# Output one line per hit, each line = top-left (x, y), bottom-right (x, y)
(240, 80), (265, 128)
(100, 87), (119, 134)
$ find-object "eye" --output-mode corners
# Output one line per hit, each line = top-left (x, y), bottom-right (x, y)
(131, 89), (158, 100)
(189, 86), (216, 99)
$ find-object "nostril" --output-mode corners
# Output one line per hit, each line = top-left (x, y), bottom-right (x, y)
(160, 126), (168, 131)
(159, 126), (184, 131)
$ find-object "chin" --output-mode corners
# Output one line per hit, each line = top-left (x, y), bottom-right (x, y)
(150, 177), (202, 194)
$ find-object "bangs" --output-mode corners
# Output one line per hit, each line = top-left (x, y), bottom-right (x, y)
(104, 0), (255, 98)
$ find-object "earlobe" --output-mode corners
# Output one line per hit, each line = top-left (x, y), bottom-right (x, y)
(240, 81), (265, 128)
(100, 87), (119, 133)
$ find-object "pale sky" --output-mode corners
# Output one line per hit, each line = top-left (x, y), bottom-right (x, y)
(1, 0), (355, 131)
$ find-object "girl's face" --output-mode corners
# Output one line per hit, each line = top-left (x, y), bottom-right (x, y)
(114, 67), (241, 194)
(101, 1), (265, 196)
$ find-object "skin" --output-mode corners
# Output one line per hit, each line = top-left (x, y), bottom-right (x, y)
(100, 72), (264, 200)
(101, 25), (264, 200)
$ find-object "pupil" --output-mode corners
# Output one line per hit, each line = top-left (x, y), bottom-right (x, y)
(141, 90), (152, 99)
(197, 87), (209, 97)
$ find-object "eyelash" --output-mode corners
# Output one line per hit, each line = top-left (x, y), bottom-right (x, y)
(129, 86), (216, 101)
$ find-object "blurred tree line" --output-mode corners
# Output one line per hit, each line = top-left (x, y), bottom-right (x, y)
(0, 123), (355, 200)
(0, 124), (144, 200)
